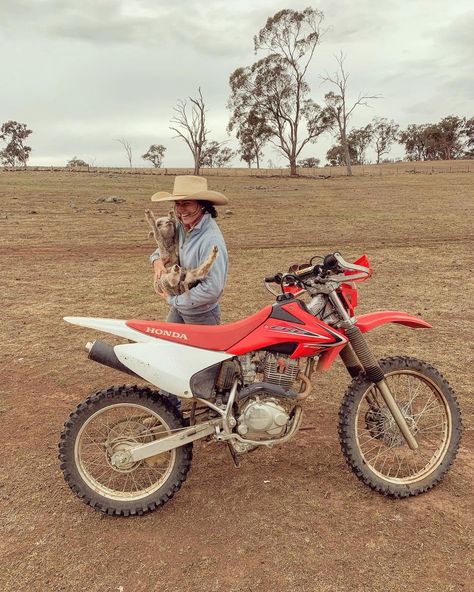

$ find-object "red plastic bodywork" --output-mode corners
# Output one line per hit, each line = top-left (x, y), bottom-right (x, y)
(226, 300), (347, 359)
(127, 300), (348, 363)
(356, 311), (432, 333)
(126, 305), (273, 351)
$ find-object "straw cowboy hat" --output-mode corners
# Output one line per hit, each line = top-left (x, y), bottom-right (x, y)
(151, 175), (228, 205)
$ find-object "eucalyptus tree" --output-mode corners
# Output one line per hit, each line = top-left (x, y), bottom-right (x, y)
(348, 124), (374, 165)
(142, 144), (166, 168)
(0, 120), (32, 167)
(399, 117), (468, 161)
(371, 118), (399, 164)
(464, 116), (474, 157)
(228, 8), (332, 176)
(228, 109), (272, 168)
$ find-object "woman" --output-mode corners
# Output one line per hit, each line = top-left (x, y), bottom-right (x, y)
(150, 175), (229, 325)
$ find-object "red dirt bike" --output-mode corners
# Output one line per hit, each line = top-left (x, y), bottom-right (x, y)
(59, 252), (462, 516)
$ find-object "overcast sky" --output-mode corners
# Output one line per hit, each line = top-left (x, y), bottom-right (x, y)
(1, 0), (473, 167)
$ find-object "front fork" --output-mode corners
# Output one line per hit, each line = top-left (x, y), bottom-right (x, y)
(330, 291), (419, 451)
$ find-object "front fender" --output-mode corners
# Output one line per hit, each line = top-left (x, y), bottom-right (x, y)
(356, 311), (432, 333)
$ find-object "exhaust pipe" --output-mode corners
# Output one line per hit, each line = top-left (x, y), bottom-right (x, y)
(86, 340), (139, 377)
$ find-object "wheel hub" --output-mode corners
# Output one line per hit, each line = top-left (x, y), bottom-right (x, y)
(108, 440), (139, 472)
(365, 404), (417, 448)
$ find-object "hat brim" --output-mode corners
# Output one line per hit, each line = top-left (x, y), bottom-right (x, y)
(151, 189), (228, 205)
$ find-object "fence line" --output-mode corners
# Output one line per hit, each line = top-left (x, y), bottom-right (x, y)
(1, 162), (472, 177)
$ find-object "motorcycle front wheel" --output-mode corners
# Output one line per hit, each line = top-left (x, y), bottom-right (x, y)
(338, 356), (462, 497)
(59, 385), (192, 515)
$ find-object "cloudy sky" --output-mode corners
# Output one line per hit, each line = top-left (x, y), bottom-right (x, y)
(1, 0), (473, 167)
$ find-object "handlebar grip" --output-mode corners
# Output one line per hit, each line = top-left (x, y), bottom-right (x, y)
(323, 254), (338, 270)
(264, 273), (283, 284)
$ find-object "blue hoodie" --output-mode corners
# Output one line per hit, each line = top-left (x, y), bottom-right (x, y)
(150, 212), (228, 315)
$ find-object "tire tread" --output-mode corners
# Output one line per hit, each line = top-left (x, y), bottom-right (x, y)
(59, 384), (192, 515)
(338, 356), (462, 498)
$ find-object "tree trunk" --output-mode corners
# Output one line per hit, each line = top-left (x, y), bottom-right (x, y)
(194, 149), (200, 175)
(289, 157), (297, 176)
(342, 138), (353, 176)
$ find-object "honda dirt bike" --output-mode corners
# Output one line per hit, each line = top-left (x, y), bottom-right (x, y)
(59, 252), (462, 516)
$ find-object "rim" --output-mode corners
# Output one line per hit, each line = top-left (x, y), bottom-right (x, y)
(75, 403), (176, 501)
(355, 370), (451, 484)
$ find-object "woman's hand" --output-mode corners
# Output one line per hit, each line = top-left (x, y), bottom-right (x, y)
(153, 258), (166, 282)
(153, 259), (170, 299)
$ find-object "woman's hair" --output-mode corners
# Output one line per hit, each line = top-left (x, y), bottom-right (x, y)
(200, 200), (218, 218)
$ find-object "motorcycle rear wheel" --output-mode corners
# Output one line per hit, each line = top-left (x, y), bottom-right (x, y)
(338, 356), (462, 497)
(59, 385), (192, 515)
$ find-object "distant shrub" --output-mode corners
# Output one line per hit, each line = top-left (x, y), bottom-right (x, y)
(67, 157), (89, 167)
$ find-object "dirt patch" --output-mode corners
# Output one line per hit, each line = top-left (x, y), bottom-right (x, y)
(0, 170), (473, 592)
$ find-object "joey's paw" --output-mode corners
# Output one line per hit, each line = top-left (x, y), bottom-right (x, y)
(154, 279), (163, 294)
(211, 245), (219, 255)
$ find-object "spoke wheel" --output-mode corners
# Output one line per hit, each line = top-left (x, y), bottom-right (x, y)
(339, 357), (462, 497)
(59, 385), (192, 515)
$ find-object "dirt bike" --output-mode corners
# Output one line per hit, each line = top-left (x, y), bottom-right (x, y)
(59, 252), (462, 516)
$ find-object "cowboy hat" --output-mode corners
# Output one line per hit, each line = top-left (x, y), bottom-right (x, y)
(151, 175), (228, 205)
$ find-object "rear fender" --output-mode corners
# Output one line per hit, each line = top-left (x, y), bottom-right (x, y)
(64, 317), (156, 342)
(356, 311), (432, 333)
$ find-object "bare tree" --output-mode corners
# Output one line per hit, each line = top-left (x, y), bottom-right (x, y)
(228, 8), (332, 176)
(322, 52), (380, 176)
(170, 88), (209, 175)
(115, 137), (133, 167)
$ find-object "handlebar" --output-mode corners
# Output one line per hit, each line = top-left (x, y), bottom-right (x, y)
(264, 252), (372, 293)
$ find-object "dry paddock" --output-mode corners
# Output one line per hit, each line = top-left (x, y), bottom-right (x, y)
(0, 170), (473, 592)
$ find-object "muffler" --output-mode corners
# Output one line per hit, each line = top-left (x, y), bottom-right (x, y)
(86, 340), (139, 377)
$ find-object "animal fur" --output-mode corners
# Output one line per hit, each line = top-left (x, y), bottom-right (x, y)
(145, 209), (219, 296)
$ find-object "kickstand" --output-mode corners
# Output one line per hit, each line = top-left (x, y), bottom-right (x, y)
(226, 442), (240, 468)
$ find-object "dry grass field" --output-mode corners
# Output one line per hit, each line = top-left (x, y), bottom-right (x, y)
(1, 169), (473, 592)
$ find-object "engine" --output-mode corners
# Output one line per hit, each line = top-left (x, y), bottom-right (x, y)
(236, 397), (289, 440)
(233, 352), (302, 449)
(211, 352), (308, 454)
(239, 351), (301, 388)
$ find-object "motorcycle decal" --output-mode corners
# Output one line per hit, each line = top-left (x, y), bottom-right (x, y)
(265, 324), (333, 340)
(145, 327), (188, 340)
